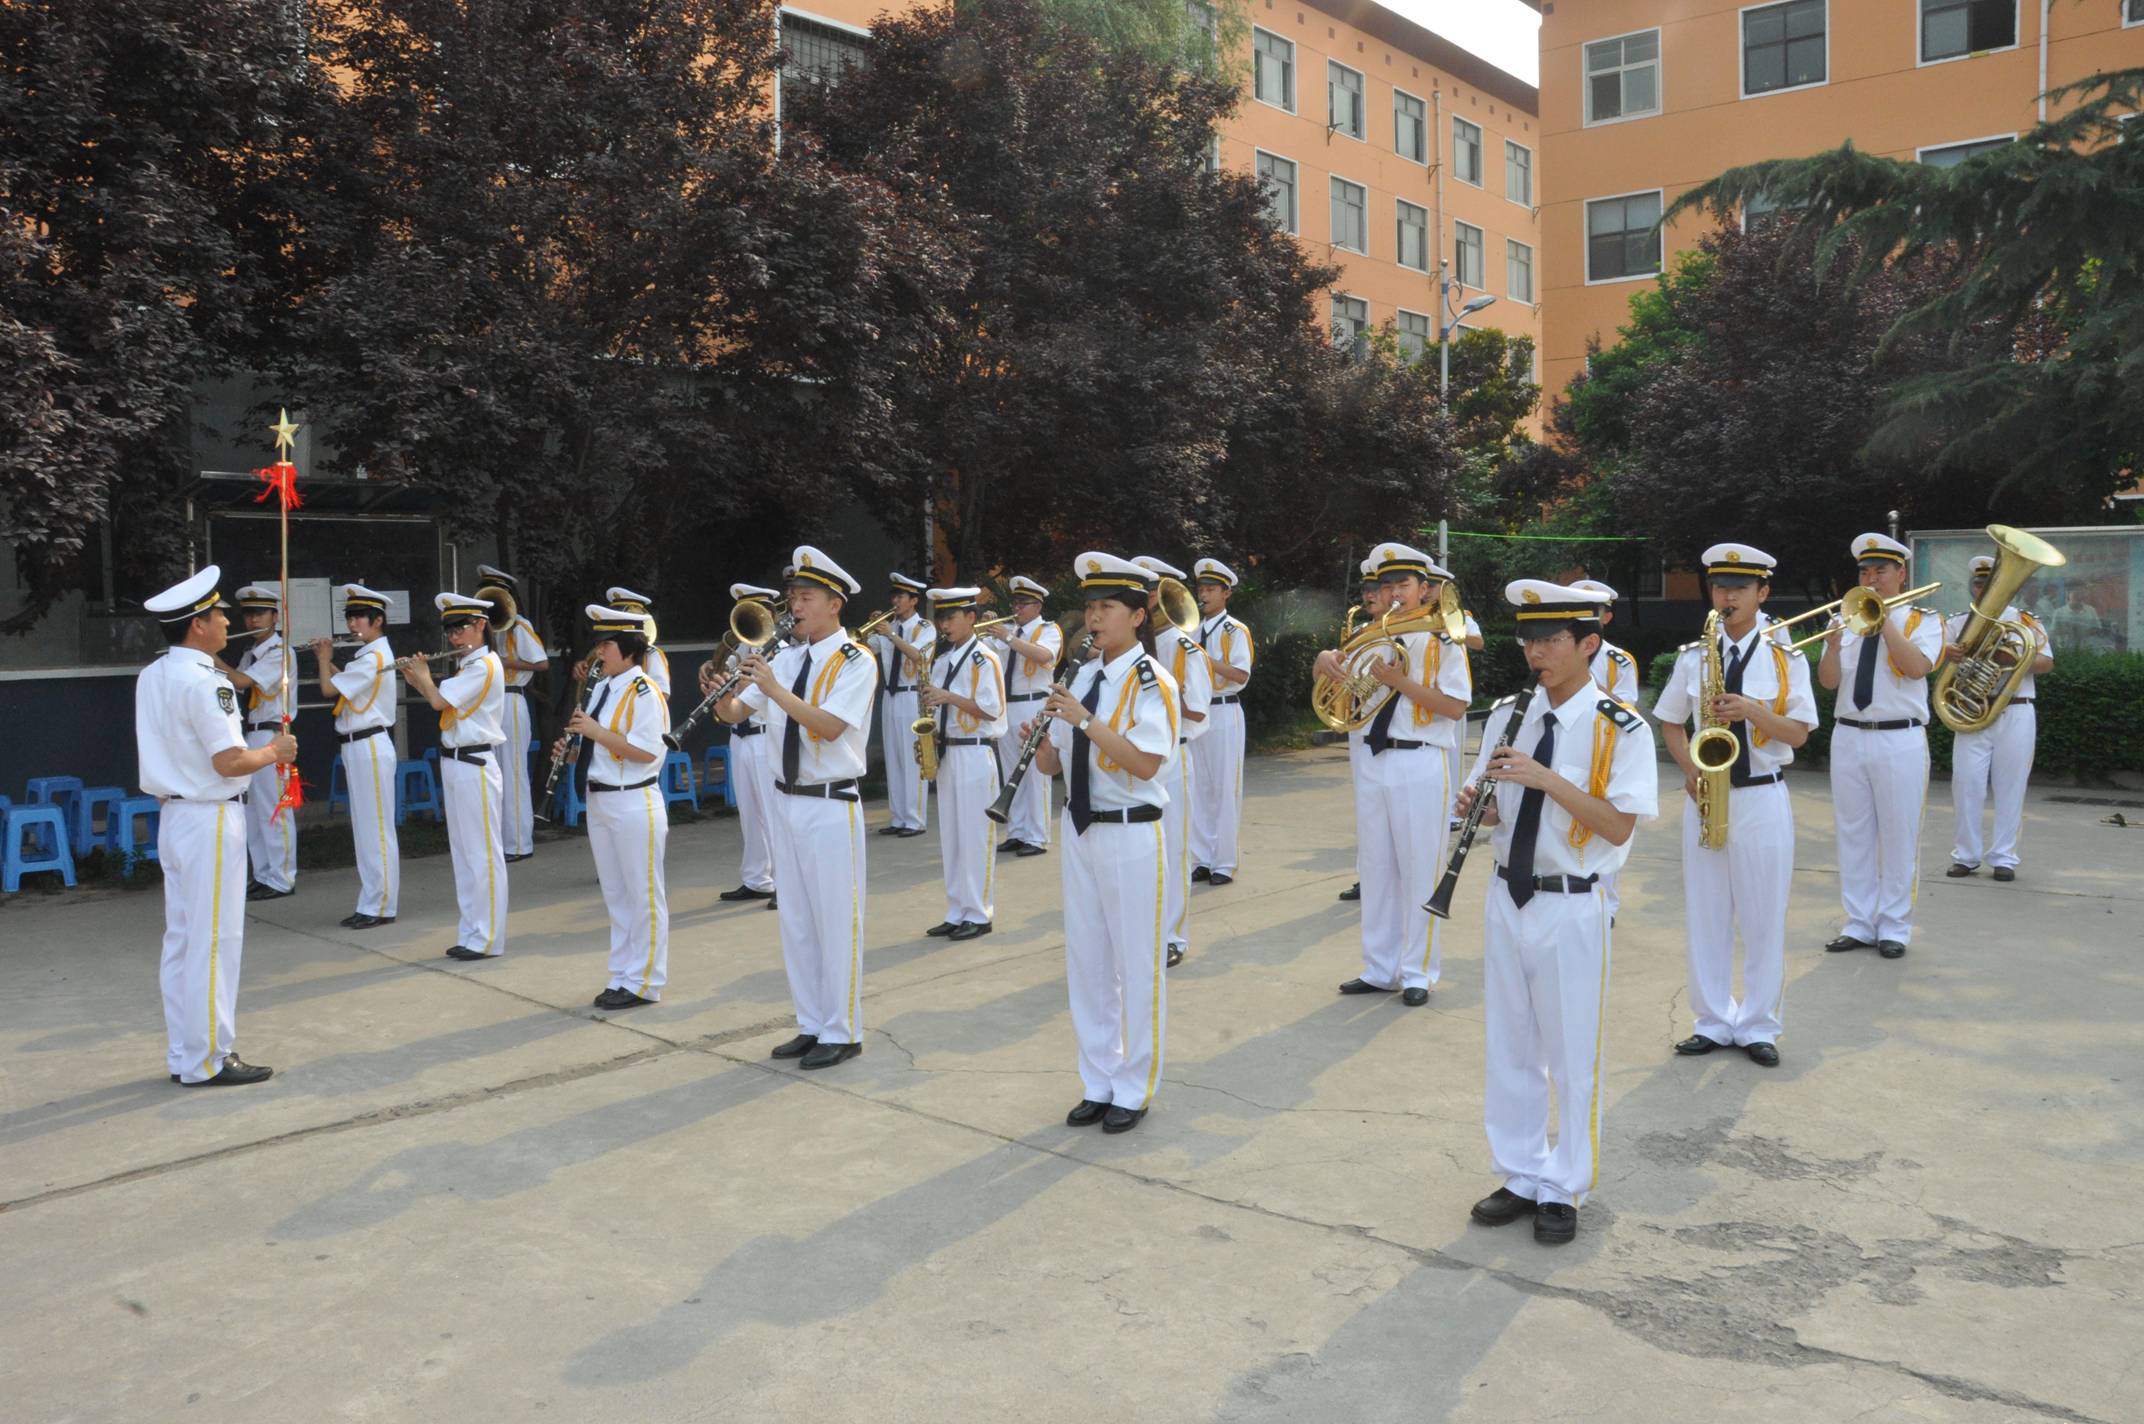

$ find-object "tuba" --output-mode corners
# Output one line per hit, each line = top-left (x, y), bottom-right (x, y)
(1154, 576), (1201, 635)
(475, 581), (518, 636)
(1688, 610), (1741, 851)
(1933, 525), (2064, 734)
(1309, 584), (1466, 733)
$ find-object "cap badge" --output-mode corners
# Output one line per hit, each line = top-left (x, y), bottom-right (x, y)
(1725, 551), (1742, 564)
(800, 552), (814, 568)
(1522, 590), (1541, 605)
(1086, 559), (1101, 573)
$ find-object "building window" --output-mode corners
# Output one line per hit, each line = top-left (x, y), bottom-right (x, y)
(1329, 61), (1365, 139)
(1505, 140), (1532, 204)
(1395, 90), (1427, 163)
(1918, 135), (2014, 167)
(1396, 310), (1432, 362)
(1507, 239), (1535, 302)
(1742, 188), (1811, 229)
(2129, 0), (2144, 26)
(1451, 118), (1483, 185)
(1585, 29), (1661, 124)
(1256, 151), (1298, 232)
(1332, 295), (1369, 358)
(1743, 0), (1826, 95)
(1331, 177), (1368, 253)
(1586, 191), (1663, 282)
(1920, 0), (2017, 62)
(1254, 28), (1295, 111)
(1397, 200), (1430, 271)
(780, 13), (868, 87)
(1453, 220), (1484, 288)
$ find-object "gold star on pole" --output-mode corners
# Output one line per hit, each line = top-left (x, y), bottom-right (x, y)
(270, 408), (300, 459)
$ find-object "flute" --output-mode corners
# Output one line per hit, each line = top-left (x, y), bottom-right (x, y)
(1423, 683), (1537, 919)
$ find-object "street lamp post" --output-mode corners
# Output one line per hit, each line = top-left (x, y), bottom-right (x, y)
(1437, 260), (1499, 400)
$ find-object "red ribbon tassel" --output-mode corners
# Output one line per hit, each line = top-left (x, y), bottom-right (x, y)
(253, 461), (303, 510)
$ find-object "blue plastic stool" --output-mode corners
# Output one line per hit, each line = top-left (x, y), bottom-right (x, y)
(114, 797), (162, 868)
(395, 760), (442, 826)
(327, 754), (350, 814)
(661, 751), (700, 813)
(701, 744), (736, 809)
(423, 745), (440, 778)
(27, 774), (84, 810)
(4, 804), (77, 891)
(71, 785), (128, 856)
(549, 774), (586, 830)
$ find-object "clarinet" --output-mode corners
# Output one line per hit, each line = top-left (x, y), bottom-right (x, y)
(663, 614), (796, 751)
(534, 664), (599, 824)
(1423, 684), (1537, 919)
(986, 633), (1094, 824)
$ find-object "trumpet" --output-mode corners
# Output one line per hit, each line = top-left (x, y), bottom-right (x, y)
(665, 601), (794, 750)
(1771, 581), (1943, 654)
(853, 608), (894, 639)
(1933, 525), (2063, 733)
(973, 614), (1015, 636)
(1310, 584), (1466, 733)
(1689, 610), (1741, 851)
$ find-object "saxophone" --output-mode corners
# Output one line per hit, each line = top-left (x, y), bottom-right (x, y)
(1688, 610), (1742, 852)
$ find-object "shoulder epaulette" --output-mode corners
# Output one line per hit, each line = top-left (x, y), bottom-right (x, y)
(1608, 647), (1633, 666)
(2021, 610), (2042, 626)
(839, 641), (864, 662)
(1597, 697), (1642, 732)
(631, 675), (652, 699)
(1134, 656), (1158, 687)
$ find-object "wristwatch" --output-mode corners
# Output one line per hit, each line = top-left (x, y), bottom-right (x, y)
(1076, 715), (1092, 733)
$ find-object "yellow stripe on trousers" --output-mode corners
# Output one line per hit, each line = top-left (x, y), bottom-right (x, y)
(366, 737), (392, 907)
(1587, 885), (1610, 1191)
(1174, 755), (1190, 943)
(200, 808), (227, 1075)
(845, 800), (862, 1033)
(638, 785), (660, 993)
(481, 763), (497, 952)
(1143, 820), (1165, 1105)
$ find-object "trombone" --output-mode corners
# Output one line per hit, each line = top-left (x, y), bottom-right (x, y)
(1770, 581), (1943, 654)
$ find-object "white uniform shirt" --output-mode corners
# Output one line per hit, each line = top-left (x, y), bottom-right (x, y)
(1589, 639), (1641, 704)
(1652, 626), (1819, 776)
(933, 636), (1008, 740)
(742, 627), (877, 784)
(1463, 613), (1483, 644)
(501, 616), (545, 690)
(1047, 644), (1178, 812)
(874, 613), (933, 694)
(585, 667), (667, 784)
(237, 632), (293, 729)
(1154, 625), (1215, 743)
(1469, 682), (1660, 879)
(438, 647), (508, 749)
(330, 637), (398, 734)
(1374, 630), (1472, 750)
(136, 648), (248, 801)
(1001, 617), (1065, 701)
(641, 646), (672, 698)
(1199, 612), (1254, 693)
(1834, 605), (1943, 722)
(1943, 604), (2049, 702)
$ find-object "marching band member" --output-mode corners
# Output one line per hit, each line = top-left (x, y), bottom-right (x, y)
(402, 594), (511, 962)
(1653, 546), (1816, 1068)
(1944, 554), (2052, 884)
(921, 586), (1007, 941)
(1461, 580), (1658, 1245)
(874, 573), (933, 838)
(605, 585), (670, 697)
(720, 547), (878, 1070)
(1338, 559), (1387, 904)
(1818, 533), (1940, 960)
(219, 583), (297, 901)
(1570, 578), (1641, 922)
(989, 575), (1062, 856)
(140, 566), (296, 1086)
(1029, 553), (1177, 1134)
(1189, 557), (1252, 886)
(715, 582), (782, 907)
(312, 583), (400, 928)
(1134, 556), (1213, 968)
(557, 605), (670, 1008)
(1321, 545), (1470, 1006)
(478, 564), (548, 863)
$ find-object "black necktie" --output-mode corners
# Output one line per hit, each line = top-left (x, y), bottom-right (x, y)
(781, 653), (812, 784)
(1505, 715), (1557, 908)
(1365, 667), (1401, 754)
(1068, 672), (1105, 835)
(883, 629), (897, 693)
(1851, 627), (1878, 711)
(575, 682), (612, 792)
(1724, 637), (1755, 783)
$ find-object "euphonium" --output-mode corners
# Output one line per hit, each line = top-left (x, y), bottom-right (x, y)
(1933, 525), (2064, 734)
(1309, 584), (1466, 733)
(1154, 576), (1200, 635)
(1689, 609), (1741, 852)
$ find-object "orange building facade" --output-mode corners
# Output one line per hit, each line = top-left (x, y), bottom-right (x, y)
(773, 0), (1542, 365)
(1532, 0), (2144, 398)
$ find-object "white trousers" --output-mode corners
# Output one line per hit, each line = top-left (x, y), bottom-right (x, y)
(588, 781), (668, 998)
(1190, 701), (1246, 875)
(1356, 746), (1450, 992)
(1061, 813), (1167, 1109)
(441, 754), (507, 956)
(1483, 880), (1612, 1208)
(1160, 744), (1194, 954)
(733, 729), (777, 893)
(242, 729), (297, 892)
(1831, 725), (1929, 945)
(340, 732), (400, 916)
(997, 698), (1053, 846)
(1951, 704), (2035, 870)
(159, 800), (248, 1082)
(1681, 779), (1793, 1046)
(881, 689), (928, 831)
(501, 691), (535, 856)
(938, 744), (998, 926)
(771, 790), (866, 1043)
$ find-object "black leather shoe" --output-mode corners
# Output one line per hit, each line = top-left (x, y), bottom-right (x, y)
(896, 827), (926, 838)
(1401, 987), (1429, 1007)
(445, 946), (486, 961)
(1745, 1042), (1780, 1068)
(947, 921), (992, 942)
(877, 825), (907, 837)
(339, 912), (367, 928)
(926, 920), (959, 937)
(504, 851), (534, 863)
(770, 1034), (817, 1059)
(1946, 862), (1976, 877)
(1191, 866), (1211, 883)
(1208, 872), (1234, 886)
(1066, 1099), (1109, 1127)
(1166, 946), (1184, 968)
(348, 914), (396, 929)
(246, 882), (292, 901)
(719, 884), (775, 902)
(997, 837), (1022, 854)
(1674, 1034), (1726, 1056)
(1533, 1202), (1577, 1244)
(1338, 977), (1395, 995)
(1470, 1187), (1537, 1226)
(765, 896), (778, 910)
(594, 988), (654, 1010)
(1824, 934), (1872, 953)
(1878, 939), (1907, 959)
(1014, 843), (1047, 857)
(1101, 1105), (1146, 1134)
(182, 1055), (273, 1087)
(798, 1040), (862, 1070)
(1337, 882), (1360, 901)
(1991, 866), (2015, 882)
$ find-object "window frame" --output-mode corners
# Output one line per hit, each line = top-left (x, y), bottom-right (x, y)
(1738, 0), (1829, 101)
(1393, 87), (1428, 164)
(1506, 238), (1535, 304)
(1504, 139), (1533, 206)
(1915, 132), (2018, 166)
(1452, 219), (1485, 289)
(1583, 187), (1667, 286)
(773, 6), (871, 130)
(1329, 174), (1369, 254)
(1582, 27), (1664, 128)
(1331, 293), (1371, 358)
(1328, 59), (1366, 141)
(1395, 308), (1434, 362)
(1451, 116), (1484, 187)
(2128, 0), (2144, 29)
(1253, 26), (1297, 113)
(1254, 148), (1299, 234)
(1396, 198), (1431, 272)
(1916, 0), (2021, 67)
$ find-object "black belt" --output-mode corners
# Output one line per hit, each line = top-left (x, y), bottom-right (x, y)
(339, 725), (388, 745)
(1084, 806), (1162, 825)
(1836, 717), (1923, 731)
(775, 778), (860, 802)
(443, 744), (498, 764)
(890, 684), (918, 694)
(1730, 770), (1783, 789)
(731, 723), (765, 737)
(1376, 738), (1430, 751)
(1008, 691), (1046, 702)
(1211, 694), (1241, 705)
(1495, 866), (1599, 895)
(166, 793), (246, 805)
(588, 776), (657, 793)
(505, 687), (528, 695)
(2008, 698), (2034, 706)
(943, 737), (996, 747)
(247, 719), (281, 731)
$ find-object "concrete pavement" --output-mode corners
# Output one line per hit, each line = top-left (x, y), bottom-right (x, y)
(2, 746), (2139, 1422)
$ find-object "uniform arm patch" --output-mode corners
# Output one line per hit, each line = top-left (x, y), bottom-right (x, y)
(1597, 697), (1642, 732)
